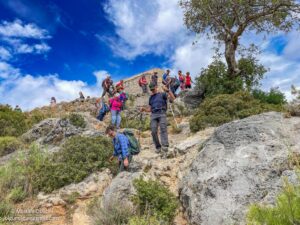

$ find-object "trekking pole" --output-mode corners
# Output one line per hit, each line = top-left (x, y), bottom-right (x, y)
(169, 103), (178, 128)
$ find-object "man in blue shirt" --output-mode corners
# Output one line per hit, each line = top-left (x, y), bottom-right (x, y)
(106, 125), (132, 172)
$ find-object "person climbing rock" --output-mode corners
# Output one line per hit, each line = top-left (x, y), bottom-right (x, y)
(14, 105), (22, 112)
(79, 91), (85, 102)
(178, 70), (185, 91)
(96, 97), (109, 121)
(138, 74), (148, 94)
(102, 75), (114, 97)
(162, 69), (170, 85)
(185, 72), (192, 89)
(109, 93), (123, 129)
(106, 125), (132, 172)
(141, 83), (175, 155)
(151, 71), (159, 87)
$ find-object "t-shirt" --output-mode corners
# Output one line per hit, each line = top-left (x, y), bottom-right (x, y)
(149, 92), (168, 114)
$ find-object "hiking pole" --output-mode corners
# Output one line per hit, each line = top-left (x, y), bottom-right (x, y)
(169, 103), (178, 128)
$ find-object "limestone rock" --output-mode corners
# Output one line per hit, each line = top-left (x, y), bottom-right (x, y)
(38, 170), (112, 207)
(179, 112), (300, 225)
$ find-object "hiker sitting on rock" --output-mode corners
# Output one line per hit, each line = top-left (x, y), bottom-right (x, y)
(106, 125), (132, 172)
(102, 75), (114, 97)
(138, 74), (148, 94)
(141, 83), (175, 156)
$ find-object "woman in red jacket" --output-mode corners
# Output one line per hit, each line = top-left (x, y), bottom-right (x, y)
(185, 72), (192, 89)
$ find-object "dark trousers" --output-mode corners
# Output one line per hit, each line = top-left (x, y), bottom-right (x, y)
(150, 113), (169, 149)
(97, 112), (106, 121)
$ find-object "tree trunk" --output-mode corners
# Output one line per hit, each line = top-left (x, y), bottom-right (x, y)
(225, 37), (239, 78)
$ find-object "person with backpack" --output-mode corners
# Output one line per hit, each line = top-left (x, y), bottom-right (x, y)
(138, 74), (148, 94)
(96, 97), (110, 121)
(106, 125), (132, 172)
(178, 70), (185, 91)
(109, 93), (123, 129)
(162, 69), (170, 85)
(166, 76), (180, 97)
(117, 89), (128, 110)
(102, 75), (114, 97)
(185, 72), (192, 89)
(141, 83), (175, 155)
(151, 71), (159, 87)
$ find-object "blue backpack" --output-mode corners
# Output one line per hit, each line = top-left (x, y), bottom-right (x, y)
(100, 103), (110, 114)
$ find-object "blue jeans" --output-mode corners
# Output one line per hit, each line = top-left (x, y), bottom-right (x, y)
(111, 110), (121, 129)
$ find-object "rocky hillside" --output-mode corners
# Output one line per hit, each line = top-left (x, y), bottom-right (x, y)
(1, 90), (300, 225)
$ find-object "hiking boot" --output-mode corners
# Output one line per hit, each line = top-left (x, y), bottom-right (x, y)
(155, 148), (161, 154)
(162, 146), (168, 152)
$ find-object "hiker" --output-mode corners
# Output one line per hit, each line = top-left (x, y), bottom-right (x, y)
(178, 70), (185, 91)
(151, 71), (159, 87)
(185, 72), (192, 89)
(141, 83), (175, 155)
(102, 75), (114, 97)
(79, 91), (85, 102)
(138, 74), (148, 94)
(109, 93), (122, 129)
(50, 97), (56, 108)
(166, 76), (180, 97)
(14, 105), (22, 112)
(117, 88), (128, 110)
(96, 97), (109, 121)
(106, 125), (132, 172)
(115, 80), (124, 91)
(162, 69), (170, 85)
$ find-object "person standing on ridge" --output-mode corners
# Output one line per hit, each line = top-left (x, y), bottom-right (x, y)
(102, 75), (114, 97)
(14, 105), (22, 112)
(115, 80), (124, 91)
(106, 125), (132, 172)
(185, 72), (193, 89)
(138, 74), (148, 94)
(79, 91), (85, 102)
(151, 71), (159, 87)
(141, 83), (175, 155)
(178, 70), (185, 91)
(162, 69), (170, 85)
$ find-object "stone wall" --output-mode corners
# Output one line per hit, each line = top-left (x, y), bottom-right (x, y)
(123, 68), (165, 95)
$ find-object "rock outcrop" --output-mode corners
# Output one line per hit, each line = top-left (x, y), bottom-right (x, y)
(179, 112), (300, 225)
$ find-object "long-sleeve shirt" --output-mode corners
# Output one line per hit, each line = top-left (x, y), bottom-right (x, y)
(113, 133), (130, 160)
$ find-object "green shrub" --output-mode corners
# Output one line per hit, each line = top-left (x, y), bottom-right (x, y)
(0, 136), (23, 157)
(247, 178), (300, 225)
(25, 110), (48, 128)
(132, 178), (178, 223)
(88, 198), (134, 225)
(8, 187), (26, 203)
(196, 57), (267, 97)
(121, 115), (150, 131)
(128, 215), (161, 225)
(252, 88), (286, 105)
(68, 113), (86, 128)
(190, 91), (284, 132)
(0, 105), (28, 137)
(0, 200), (13, 218)
(33, 136), (113, 193)
(63, 192), (80, 205)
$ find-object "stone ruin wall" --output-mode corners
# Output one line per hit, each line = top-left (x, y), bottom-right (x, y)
(123, 68), (164, 95)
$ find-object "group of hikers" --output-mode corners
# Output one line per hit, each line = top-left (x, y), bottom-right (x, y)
(96, 70), (192, 172)
(46, 69), (193, 172)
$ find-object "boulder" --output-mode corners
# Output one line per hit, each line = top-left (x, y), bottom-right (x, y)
(179, 112), (300, 225)
(177, 88), (205, 109)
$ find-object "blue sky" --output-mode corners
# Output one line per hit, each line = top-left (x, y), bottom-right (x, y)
(0, 0), (300, 110)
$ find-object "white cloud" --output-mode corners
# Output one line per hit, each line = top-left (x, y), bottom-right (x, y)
(0, 47), (12, 60)
(103, 0), (186, 59)
(0, 62), (106, 110)
(0, 19), (50, 39)
(15, 42), (51, 54)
